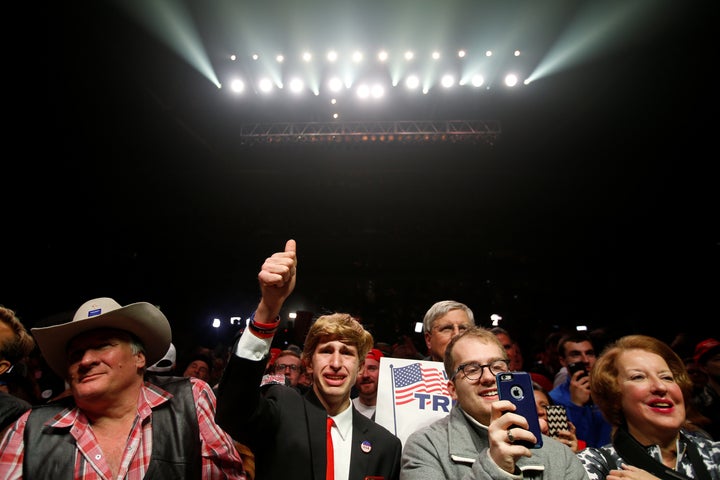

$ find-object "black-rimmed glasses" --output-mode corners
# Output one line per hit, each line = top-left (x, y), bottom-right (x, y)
(451, 359), (509, 381)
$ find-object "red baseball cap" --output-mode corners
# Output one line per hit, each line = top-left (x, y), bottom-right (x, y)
(366, 348), (384, 362)
(693, 338), (720, 364)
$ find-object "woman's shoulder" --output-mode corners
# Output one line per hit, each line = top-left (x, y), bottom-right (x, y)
(576, 444), (620, 478)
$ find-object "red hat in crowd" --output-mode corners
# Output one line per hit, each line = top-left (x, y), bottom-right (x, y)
(268, 347), (282, 365)
(366, 348), (384, 362)
(693, 338), (720, 365)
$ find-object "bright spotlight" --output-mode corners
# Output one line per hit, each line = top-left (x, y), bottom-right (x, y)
(458, 50), (466, 58)
(485, 50), (493, 57)
(356, 84), (370, 99)
(370, 84), (384, 98)
(471, 74), (484, 87)
(431, 51), (440, 60)
(327, 50), (338, 62)
(441, 74), (455, 88)
(352, 51), (363, 63)
(504, 73), (519, 87)
(288, 77), (304, 93)
(302, 51), (312, 62)
(252, 53), (259, 61)
(405, 75), (420, 89)
(258, 78), (274, 93)
(404, 50), (414, 61)
(327, 76), (343, 92)
(230, 79), (245, 93)
(378, 50), (388, 62)
(275, 54), (284, 63)
(230, 54), (237, 61)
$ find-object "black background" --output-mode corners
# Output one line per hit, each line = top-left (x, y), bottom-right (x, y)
(6, 1), (718, 355)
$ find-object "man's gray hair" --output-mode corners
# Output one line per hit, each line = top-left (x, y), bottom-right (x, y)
(422, 300), (475, 333)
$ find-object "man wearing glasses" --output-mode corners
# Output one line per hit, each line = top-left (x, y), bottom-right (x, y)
(401, 327), (588, 479)
(421, 300), (475, 362)
(273, 349), (303, 387)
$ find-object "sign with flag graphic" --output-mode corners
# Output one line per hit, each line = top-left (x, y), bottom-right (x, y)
(375, 357), (455, 447)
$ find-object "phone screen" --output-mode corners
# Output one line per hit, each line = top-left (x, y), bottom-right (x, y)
(496, 371), (543, 448)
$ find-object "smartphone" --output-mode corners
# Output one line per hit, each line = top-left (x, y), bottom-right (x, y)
(567, 362), (588, 379)
(546, 404), (570, 438)
(496, 371), (543, 448)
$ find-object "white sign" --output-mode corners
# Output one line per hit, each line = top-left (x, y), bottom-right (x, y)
(375, 357), (455, 447)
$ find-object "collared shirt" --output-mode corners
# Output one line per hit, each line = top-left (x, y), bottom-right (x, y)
(0, 378), (246, 479)
(330, 405), (354, 480)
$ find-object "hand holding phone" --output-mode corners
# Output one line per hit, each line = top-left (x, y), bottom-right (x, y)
(496, 371), (543, 448)
(567, 362), (588, 379)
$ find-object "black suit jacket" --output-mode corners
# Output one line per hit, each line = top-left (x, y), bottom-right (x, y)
(216, 352), (402, 480)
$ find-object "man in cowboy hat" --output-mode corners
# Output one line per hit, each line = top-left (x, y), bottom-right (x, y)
(0, 297), (246, 479)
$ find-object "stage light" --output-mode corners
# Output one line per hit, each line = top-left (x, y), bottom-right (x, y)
(328, 77), (343, 92)
(230, 79), (245, 93)
(405, 75), (420, 89)
(288, 77), (304, 93)
(258, 77), (274, 93)
(504, 73), (519, 87)
(441, 74), (455, 88)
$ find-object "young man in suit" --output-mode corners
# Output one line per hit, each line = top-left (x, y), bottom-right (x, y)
(216, 239), (402, 480)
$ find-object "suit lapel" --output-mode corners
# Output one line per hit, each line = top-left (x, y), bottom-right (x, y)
(349, 408), (371, 480)
(304, 389), (330, 480)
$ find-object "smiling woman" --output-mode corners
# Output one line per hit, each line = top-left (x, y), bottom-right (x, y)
(576, 335), (719, 480)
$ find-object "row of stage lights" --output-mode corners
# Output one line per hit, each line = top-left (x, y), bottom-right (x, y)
(229, 47), (521, 65)
(222, 47), (528, 99)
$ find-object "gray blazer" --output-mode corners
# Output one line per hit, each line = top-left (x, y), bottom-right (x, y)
(401, 406), (589, 480)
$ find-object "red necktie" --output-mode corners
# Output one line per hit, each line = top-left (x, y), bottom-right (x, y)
(326, 417), (335, 480)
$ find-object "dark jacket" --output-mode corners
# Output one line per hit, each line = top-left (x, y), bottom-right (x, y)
(217, 353), (402, 480)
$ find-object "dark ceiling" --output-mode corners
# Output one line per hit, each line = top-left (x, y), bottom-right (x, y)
(6, 1), (718, 353)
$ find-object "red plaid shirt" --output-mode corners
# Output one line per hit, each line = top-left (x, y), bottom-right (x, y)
(0, 378), (246, 479)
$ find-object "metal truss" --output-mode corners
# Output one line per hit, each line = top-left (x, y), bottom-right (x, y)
(238, 120), (501, 145)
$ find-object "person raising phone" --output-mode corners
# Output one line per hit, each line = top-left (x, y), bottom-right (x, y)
(549, 332), (612, 448)
(401, 327), (588, 479)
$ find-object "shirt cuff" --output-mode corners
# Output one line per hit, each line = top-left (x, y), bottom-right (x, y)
(233, 316), (279, 361)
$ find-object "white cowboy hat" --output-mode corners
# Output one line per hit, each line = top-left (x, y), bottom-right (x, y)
(31, 297), (171, 378)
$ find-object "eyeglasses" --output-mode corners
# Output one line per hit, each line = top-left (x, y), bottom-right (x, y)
(274, 363), (300, 373)
(432, 323), (471, 336)
(451, 359), (509, 381)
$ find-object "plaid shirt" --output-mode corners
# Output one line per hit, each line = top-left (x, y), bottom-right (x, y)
(0, 378), (246, 479)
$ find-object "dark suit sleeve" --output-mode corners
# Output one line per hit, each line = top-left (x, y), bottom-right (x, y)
(215, 351), (269, 441)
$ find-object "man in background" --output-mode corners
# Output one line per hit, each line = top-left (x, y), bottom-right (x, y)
(352, 348), (383, 420)
(422, 300), (475, 362)
(0, 306), (35, 433)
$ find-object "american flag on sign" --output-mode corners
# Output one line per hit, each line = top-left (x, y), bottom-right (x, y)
(392, 362), (450, 405)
